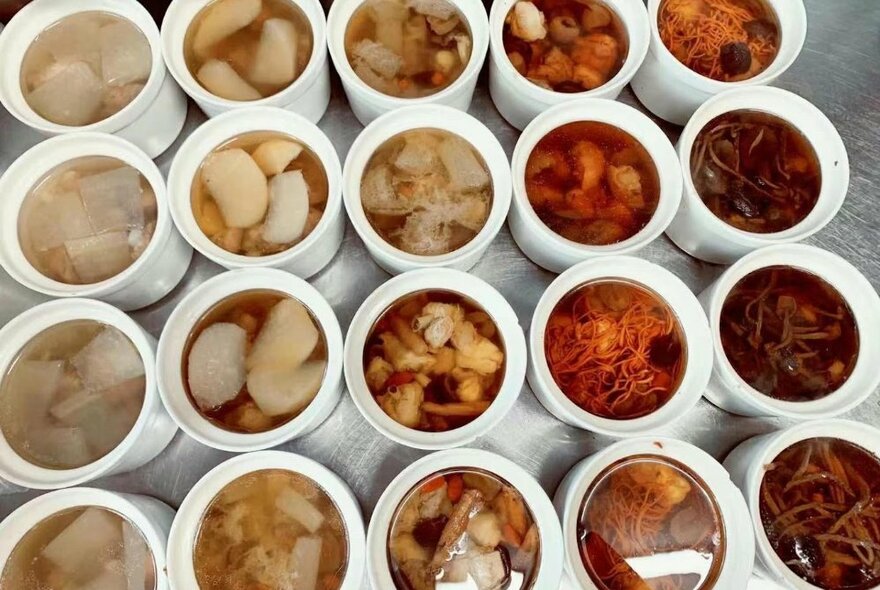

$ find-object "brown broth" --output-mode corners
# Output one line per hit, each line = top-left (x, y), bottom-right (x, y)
(578, 456), (725, 590)
(691, 110), (821, 233)
(363, 290), (506, 432)
(388, 468), (541, 589)
(503, 0), (629, 92)
(760, 438), (880, 590)
(545, 280), (686, 419)
(720, 266), (858, 402)
(525, 121), (660, 245)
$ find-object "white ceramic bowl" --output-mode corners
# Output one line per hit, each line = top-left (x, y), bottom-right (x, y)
(167, 450), (365, 590)
(509, 98), (682, 273)
(161, 0), (331, 122)
(342, 104), (511, 275)
(0, 487), (175, 589)
(488, 0), (650, 130)
(556, 437), (755, 589)
(699, 244), (880, 419)
(327, 0), (489, 125)
(344, 268), (526, 450)
(631, 0), (807, 125)
(0, 298), (178, 490)
(167, 106), (344, 278)
(724, 419), (880, 590)
(666, 87), (849, 264)
(0, 133), (192, 311)
(156, 268), (344, 453)
(0, 0), (187, 158)
(529, 256), (712, 437)
(367, 448), (564, 588)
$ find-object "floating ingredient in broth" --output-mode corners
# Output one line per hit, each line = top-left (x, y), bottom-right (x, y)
(183, 290), (327, 433)
(388, 468), (541, 589)
(361, 129), (492, 256)
(691, 110), (821, 233)
(0, 321), (145, 470)
(194, 469), (348, 590)
(720, 266), (858, 402)
(191, 131), (329, 256)
(344, 0), (472, 98)
(525, 121), (660, 245)
(545, 280), (685, 420)
(503, 0), (628, 92)
(658, 0), (780, 81)
(185, 0), (314, 100)
(760, 438), (880, 590)
(579, 456), (725, 590)
(363, 290), (505, 432)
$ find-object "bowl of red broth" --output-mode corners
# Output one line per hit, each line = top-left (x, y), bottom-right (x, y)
(700, 244), (880, 419)
(724, 420), (880, 590)
(667, 86), (849, 264)
(529, 256), (712, 437)
(557, 437), (755, 589)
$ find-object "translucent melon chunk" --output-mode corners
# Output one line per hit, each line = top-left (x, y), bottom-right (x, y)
(277, 489), (325, 533)
(79, 562), (127, 590)
(28, 61), (103, 126)
(262, 170), (310, 244)
(5, 360), (64, 426)
(352, 39), (403, 79)
(26, 190), (93, 252)
(246, 299), (319, 370)
(99, 21), (152, 86)
(64, 231), (133, 283)
(202, 148), (269, 228)
(40, 17), (102, 72)
(288, 536), (322, 589)
(251, 139), (303, 176)
(438, 135), (490, 191)
(197, 59), (262, 101)
(79, 166), (145, 233)
(42, 508), (122, 577)
(187, 322), (248, 410)
(193, 0), (263, 58)
(249, 18), (298, 86)
(28, 425), (92, 468)
(72, 328), (144, 391)
(247, 360), (325, 417)
(122, 521), (149, 590)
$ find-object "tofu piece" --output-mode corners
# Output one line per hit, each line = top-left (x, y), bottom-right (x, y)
(251, 139), (303, 176)
(187, 322), (248, 411)
(276, 488), (324, 533)
(247, 360), (325, 417)
(193, 0), (263, 58)
(246, 299), (319, 371)
(262, 170), (310, 244)
(201, 148), (269, 228)
(197, 59), (262, 101)
(42, 508), (122, 576)
(249, 18), (299, 86)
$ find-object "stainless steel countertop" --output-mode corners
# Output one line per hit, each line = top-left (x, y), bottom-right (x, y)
(0, 1), (878, 587)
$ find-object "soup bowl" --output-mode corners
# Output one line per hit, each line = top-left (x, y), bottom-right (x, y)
(0, 298), (177, 490)
(327, 0), (489, 125)
(0, 0), (186, 158)
(699, 244), (880, 419)
(167, 450), (365, 590)
(342, 104), (511, 275)
(631, 0), (807, 125)
(488, 0), (651, 130)
(529, 256), (712, 437)
(167, 106), (344, 278)
(666, 86), (849, 264)
(724, 420), (880, 590)
(556, 437), (755, 589)
(367, 447), (564, 589)
(509, 98), (682, 273)
(156, 267), (344, 453)
(0, 133), (192, 311)
(161, 0), (331, 121)
(344, 268), (526, 450)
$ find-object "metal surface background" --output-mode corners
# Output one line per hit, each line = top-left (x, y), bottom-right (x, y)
(0, 0), (878, 587)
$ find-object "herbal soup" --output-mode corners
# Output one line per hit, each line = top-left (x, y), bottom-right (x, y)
(20, 11), (151, 126)
(183, 290), (327, 433)
(503, 0), (628, 92)
(363, 290), (505, 432)
(545, 280), (686, 420)
(691, 110), (822, 234)
(658, 0), (780, 82)
(361, 128), (493, 256)
(388, 468), (541, 590)
(345, 0), (472, 98)
(579, 456), (726, 590)
(18, 156), (158, 285)
(525, 121), (660, 246)
(184, 0), (314, 101)
(191, 131), (329, 257)
(194, 469), (348, 590)
(719, 266), (858, 402)
(0, 321), (145, 470)
(0, 507), (156, 590)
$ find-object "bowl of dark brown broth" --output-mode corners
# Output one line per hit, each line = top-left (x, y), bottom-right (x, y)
(700, 244), (880, 420)
(667, 86), (849, 264)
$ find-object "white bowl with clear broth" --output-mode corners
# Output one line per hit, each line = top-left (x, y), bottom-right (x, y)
(0, 298), (177, 490)
(0, 132), (192, 311)
(0, 0), (187, 158)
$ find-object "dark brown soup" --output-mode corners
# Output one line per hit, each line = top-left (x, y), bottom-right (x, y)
(691, 110), (821, 233)
(720, 266), (858, 402)
(525, 121), (660, 246)
(761, 438), (880, 590)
